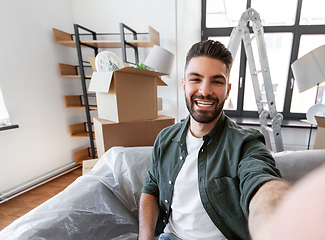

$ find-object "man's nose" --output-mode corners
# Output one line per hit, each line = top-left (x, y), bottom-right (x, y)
(199, 81), (212, 96)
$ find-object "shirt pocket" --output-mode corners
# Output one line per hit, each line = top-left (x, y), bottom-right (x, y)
(208, 176), (244, 218)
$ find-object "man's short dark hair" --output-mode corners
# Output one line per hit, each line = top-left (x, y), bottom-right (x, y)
(185, 40), (233, 73)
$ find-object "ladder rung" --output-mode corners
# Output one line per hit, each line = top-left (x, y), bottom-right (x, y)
(257, 100), (268, 104)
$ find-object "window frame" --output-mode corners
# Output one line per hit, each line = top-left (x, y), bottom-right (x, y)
(201, 0), (325, 120)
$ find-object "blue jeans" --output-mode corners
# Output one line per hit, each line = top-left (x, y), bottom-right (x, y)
(157, 232), (182, 240)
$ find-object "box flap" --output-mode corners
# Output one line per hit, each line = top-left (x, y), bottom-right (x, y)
(88, 72), (114, 93)
(116, 67), (167, 77)
(157, 77), (167, 86)
(315, 116), (325, 127)
(116, 67), (167, 86)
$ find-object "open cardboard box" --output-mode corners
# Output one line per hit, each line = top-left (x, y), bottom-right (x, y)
(314, 116), (325, 149)
(88, 64), (167, 123)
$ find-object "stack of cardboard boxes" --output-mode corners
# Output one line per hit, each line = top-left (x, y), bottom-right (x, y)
(88, 65), (175, 159)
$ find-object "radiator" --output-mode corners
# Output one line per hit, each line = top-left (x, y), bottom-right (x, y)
(0, 163), (80, 204)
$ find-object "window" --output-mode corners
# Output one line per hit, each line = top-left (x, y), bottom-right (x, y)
(243, 33), (292, 112)
(205, 0), (246, 28)
(202, 0), (325, 120)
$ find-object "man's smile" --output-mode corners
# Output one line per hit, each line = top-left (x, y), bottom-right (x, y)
(195, 100), (215, 108)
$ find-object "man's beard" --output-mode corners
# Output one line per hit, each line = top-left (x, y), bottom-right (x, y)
(185, 93), (226, 123)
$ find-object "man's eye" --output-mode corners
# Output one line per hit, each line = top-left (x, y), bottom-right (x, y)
(190, 78), (200, 82)
(213, 80), (224, 84)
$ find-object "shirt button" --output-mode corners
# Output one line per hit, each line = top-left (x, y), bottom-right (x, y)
(165, 210), (168, 214)
(201, 149), (204, 152)
(165, 200), (169, 203)
(169, 181), (173, 184)
(180, 156), (184, 160)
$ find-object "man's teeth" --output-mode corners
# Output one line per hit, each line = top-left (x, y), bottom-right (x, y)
(196, 101), (213, 107)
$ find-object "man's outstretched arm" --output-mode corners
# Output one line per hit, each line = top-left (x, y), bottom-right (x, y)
(138, 193), (160, 240)
(248, 179), (291, 240)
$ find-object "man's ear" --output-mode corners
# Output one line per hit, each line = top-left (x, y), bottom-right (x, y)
(182, 78), (185, 91)
(226, 83), (232, 99)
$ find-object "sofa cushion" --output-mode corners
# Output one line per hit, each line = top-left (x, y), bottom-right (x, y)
(273, 149), (325, 183)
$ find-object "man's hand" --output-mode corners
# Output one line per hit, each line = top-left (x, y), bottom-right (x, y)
(271, 164), (325, 240)
(138, 193), (160, 240)
(248, 180), (291, 240)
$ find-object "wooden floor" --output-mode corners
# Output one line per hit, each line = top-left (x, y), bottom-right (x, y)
(0, 167), (82, 231)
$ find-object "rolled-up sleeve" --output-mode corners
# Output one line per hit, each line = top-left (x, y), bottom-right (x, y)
(238, 136), (282, 217)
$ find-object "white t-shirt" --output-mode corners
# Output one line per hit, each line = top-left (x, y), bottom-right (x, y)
(164, 129), (226, 240)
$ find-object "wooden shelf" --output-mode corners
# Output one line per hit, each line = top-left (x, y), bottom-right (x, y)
(59, 63), (92, 78)
(74, 147), (97, 165)
(64, 95), (97, 110)
(69, 122), (95, 138)
(53, 26), (159, 48)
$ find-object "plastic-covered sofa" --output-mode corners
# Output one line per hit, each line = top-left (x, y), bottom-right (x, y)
(0, 147), (325, 240)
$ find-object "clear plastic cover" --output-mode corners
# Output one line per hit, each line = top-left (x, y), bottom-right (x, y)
(0, 147), (153, 240)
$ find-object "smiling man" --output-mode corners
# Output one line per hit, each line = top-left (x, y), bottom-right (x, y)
(139, 40), (290, 240)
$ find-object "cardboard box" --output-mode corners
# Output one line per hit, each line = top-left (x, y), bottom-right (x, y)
(82, 159), (99, 175)
(88, 67), (167, 123)
(314, 116), (325, 149)
(94, 115), (175, 158)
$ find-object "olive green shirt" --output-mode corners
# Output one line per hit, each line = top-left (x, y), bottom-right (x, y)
(142, 113), (281, 240)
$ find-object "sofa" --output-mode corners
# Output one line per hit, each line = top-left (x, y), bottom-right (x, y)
(0, 147), (325, 240)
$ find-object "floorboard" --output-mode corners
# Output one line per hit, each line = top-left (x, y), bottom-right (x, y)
(0, 167), (82, 231)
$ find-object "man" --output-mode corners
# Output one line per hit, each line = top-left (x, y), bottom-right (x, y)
(139, 40), (290, 240)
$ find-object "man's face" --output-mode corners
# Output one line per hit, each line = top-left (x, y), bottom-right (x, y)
(183, 56), (231, 124)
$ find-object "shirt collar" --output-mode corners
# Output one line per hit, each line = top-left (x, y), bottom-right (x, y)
(204, 112), (226, 144)
(173, 112), (226, 145)
(173, 115), (190, 145)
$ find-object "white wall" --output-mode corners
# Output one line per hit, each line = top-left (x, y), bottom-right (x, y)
(176, 0), (202, 120)
(0, 1), (89, 193)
